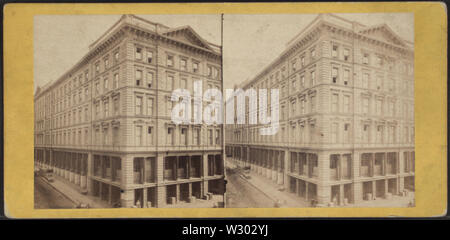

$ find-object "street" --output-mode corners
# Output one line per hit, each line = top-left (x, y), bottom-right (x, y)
(225, 167), (275, 208)
(34, 176), (75, 209)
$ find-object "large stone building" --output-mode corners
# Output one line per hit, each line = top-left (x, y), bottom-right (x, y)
(34, 15), (224, 208)
(225, 13), (414, 206)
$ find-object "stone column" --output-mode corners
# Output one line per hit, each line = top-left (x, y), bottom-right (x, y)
(353, 182), (363, 203)
(142, 187), (148, 208)
(87, 153), (93, 193)
(120, 155), (135, 208)
(339, 184), (345, 206)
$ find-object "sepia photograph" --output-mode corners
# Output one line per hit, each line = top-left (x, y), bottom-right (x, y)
(33, 14), (225, 209)
(223, 13), (415, 208)
(3, 1), (447, 219)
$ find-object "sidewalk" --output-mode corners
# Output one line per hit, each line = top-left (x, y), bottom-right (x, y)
(164, 194), (224, 208)
(245, 171), (310, 208)
(49, 175), (111, 208)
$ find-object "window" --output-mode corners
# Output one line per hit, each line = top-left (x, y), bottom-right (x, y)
(300, 75), (305, 88)
(167, 55), (174, 67)
(332, 45), (338, 58)
(103, 128), (109, 145)
(389, 101), (395, 117)
(331, 94), (339, 112)
(147, 126), (153, 145)
(111, 98), (118, 116)
(309, 124), (315, 142)
(363, 53), (369, 65)
(147, 72), (153, 88)
(301, 56), (305, 67)
(193, 62), (199, 73)
(135, 96), (143, 115)
(376, 99), (383, 116)
(344, 123), (350, 143)
(85, 88), (89, 99)
(291, 60), (297, 72)
(113, 127), (119, 146)
(104, 58), (109, 69)
(291, 101), (296, 115)
(362, 73), (369, 89)
(85, 107), (89, 121)
(292, 78), (296, 90)
(377, 56), (383, 67)
(215, 129), (220, 145)
(180, 78), (187, 89)
(135, 47), (142, 60)
(193, 128), (200, 145)
(207, 66), (212, 77)
(167, 101), (172, 116)
(181, 128), (187, 145)
(135, 69), (142, 86)
(363, 124), (370, 143)
(331, 123), (338, 143)
(95, 63), (100, 74)
(104, 78), (109, 91)
(377, 125), (384, 143)
(376, 75), (383, 90)
(180, 59), (187, 71)
(404, 126), (409, 143)
(147, 98), (153, 115)
(208, 129), (213, 145)
(135, 126), (142, 146)
(343, 48), (350, 61)
(343, 69), (350, 85)
(300, 99), (305, 114)
(167, 75), (174, 90)
(332, 67), (338, 83)
(104, 101), (109, 117)
(311, 48), (316, 59)
(212, 67), (219, 79)
(114, 51), (119, 63)
(85, 71), (89, 81)
(310, 71), (315, 86)
(310, 96), (316, 112)
(147, 50), (153, 63)
(95, 82), (100, 95)
(114, 73), (119, 89)
(343, 95), (350, 113)
(388, 126), (395, 143)
(167, 127), (174, 145)
(362, 97), (369, 114)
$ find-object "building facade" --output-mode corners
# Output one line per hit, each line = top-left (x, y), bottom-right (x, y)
(34, 15), (224, 208)
(225, 14), (414, 206)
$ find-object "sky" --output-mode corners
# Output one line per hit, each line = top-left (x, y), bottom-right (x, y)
(34, 13), (414, 92)
(34, 14), (221, 91)
(223, 13), (414, 89)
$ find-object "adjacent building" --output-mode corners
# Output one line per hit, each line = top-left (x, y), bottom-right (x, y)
(34, 15), (224, 208)
(225, 13), (414, 206)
